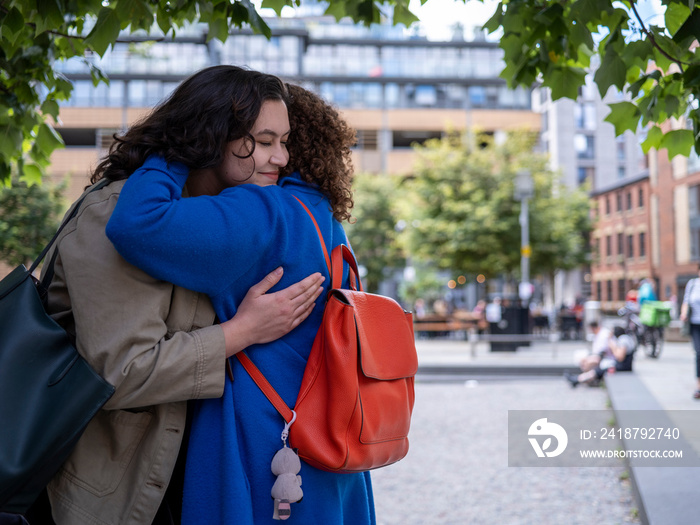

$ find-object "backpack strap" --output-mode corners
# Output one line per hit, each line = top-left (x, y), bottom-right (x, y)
(291, 195), (361, 291)
(234, 194), (359, 422)
(235, 351), (295, 424)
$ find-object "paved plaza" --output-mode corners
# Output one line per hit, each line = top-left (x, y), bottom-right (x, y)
(371, 378), (639, 525)
(370, 334), (700, 525)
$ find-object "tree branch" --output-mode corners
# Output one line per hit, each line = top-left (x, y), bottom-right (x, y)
(629, 1), (687, 73)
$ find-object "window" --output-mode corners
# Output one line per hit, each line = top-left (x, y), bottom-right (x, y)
(616, 135), (626, 160)
(574, 102), (596, 130)
(594, 238), (601, 262)
(391, 130), (441, 149)
(618, 166), (626, 179)
(354, 130), (378, 150)
(605, 196), (611, 215)
(627, 235), (634, 259)
(618, 279), (626, 301)
(616, 193), (623, 212)
(638, 188), (644, 208)
(596, 281), (602, 301)
(639, 232), (647, 258)
(575, 134), (595, 159)
(617, 233), (624, 256)
(690, 149), (700, 175)
(607, 280), (613, 301)
(606, 235), (612, 257)
(578, 166), (595, 185)
(627, 191), (632, 210)
(690, 184), (700, 260)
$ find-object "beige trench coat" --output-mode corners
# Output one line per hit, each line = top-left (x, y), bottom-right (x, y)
(41, 180), (226, 525)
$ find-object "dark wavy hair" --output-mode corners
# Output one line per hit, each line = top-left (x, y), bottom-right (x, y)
(281, 84), (355, 222)
(90, 65), (288, 183)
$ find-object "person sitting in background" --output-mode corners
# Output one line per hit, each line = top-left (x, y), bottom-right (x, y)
(576, 321), (611, 373)
(565, 326), (636, 387)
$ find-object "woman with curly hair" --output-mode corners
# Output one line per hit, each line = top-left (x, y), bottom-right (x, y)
(106, 78), (375, 524)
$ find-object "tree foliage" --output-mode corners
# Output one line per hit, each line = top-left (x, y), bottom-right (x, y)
(483, 0), (700, 158)
(344, 172), (405, 293)
(0, 0), (417, 185)
(402, 131), (593, 280)
(3, 0), (699, 186)
(0, 177), (65, 267)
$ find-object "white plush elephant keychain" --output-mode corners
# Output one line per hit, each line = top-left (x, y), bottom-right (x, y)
(271, 413), (303, 520)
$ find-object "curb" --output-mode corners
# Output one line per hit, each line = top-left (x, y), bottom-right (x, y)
(606, 373), (700, 525)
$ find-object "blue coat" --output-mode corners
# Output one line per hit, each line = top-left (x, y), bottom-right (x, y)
(107, 156), (375, 524)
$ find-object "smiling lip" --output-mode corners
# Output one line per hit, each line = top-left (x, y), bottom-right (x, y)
(261, 172), (279, 182)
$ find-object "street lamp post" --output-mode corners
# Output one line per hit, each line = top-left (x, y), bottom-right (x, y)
(515, 170), (534, 303)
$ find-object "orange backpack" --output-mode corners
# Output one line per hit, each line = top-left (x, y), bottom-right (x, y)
(236, 197), (417, 472)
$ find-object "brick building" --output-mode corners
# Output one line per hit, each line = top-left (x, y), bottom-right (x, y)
(590, 174), (653, 312)
(590, 125), (700, 313)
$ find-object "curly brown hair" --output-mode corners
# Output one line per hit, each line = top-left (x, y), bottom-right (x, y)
(282, 84), (355, 222)
(90, 66), (288, 184)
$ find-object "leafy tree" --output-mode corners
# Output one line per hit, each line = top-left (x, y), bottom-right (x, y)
(0, 177), (65, 267)
(0, 0), (416, 185)
(402, 130), (593, 281)
(344, 172), (405, 293)
(397, 263), (445, 312)
(484, 0), (700, 158)
(3, 0), (699, 187)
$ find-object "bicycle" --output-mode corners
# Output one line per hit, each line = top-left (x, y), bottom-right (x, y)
(618, 303), (665, 358)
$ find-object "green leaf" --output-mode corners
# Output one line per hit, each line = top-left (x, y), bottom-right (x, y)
(21, 164), (43, 185)
(241, 0), (272, 37)
(569, 20), (594, 55)
(36, 0), (65, 28)
(393, 2), (419, 27)
(261, 0), (289, 17)
(547, 67), (586, 101)
(665, 2), (691, 35)
(571, 0), (612, 25)
(86, 61), (110, 87)
(35, 123), (64, 154)
(3, 7), (25, 45)
(594, 48), (627, 97)
(673, 7), (700, 45)
(641, 125), (663, 154)
(206, 16), (229, 42)
(84, 7), (121, 56)
(115, 0), (154, 31)
(604, 101), (641, 135)
(156, 4), (173, 35)
(683, 63), (700, 88)
(483, 2), (503, 33)
(659, 129), (694, 159)
(0, 125), (23, 159)
(40, 99), (60, 120)
(628, 70), (660, 98)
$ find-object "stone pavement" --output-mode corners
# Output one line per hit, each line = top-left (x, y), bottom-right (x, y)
(370, 333), (699, 525)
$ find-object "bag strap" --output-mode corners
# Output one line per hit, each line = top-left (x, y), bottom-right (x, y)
(291, 195), (362, 291)
(234, 194), (366, 424)
(235, 352), (295, 423)
(30, 178), (110, 279)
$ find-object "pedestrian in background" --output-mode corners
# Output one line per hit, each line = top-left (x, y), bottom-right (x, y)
(680, 265), (700, 399)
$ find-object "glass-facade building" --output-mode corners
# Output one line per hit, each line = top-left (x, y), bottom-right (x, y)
(51, 16), (538, 182)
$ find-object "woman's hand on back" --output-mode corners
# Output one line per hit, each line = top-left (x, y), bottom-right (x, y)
(221, 267), (325, 357)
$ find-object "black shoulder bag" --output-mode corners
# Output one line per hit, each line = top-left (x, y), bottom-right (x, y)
(0, 180), (115, 513)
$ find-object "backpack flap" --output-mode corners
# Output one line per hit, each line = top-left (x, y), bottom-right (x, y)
(342, 290), (417, 380)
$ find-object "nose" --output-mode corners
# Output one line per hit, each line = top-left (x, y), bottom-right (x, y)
(270, 143), (289, 168)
